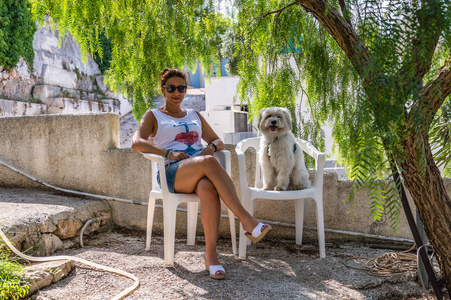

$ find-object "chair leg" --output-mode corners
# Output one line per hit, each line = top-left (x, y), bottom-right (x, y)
(294, 199), (305, 245)
(186, 202), (199, 246)
(316, 199), (326, 258)
(227, 208), (237, 256)
(238, 223), (248, 260)
(246, 201), (255, 246)
(146, 197), (156, 251)
(163, 200), (178, 267)
(239, 197), (252, 259)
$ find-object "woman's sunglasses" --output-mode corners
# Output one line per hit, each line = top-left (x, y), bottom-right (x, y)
(162, 85), (187, 93)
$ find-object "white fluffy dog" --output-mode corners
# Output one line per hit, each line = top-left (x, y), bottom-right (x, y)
(258, 107), (311, 191)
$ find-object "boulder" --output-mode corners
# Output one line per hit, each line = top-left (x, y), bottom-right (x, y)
(41, 64), (77, 89)
(53, 218), (83, 239)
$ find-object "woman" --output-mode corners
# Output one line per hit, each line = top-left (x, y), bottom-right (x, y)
(132, 68), (271, 280)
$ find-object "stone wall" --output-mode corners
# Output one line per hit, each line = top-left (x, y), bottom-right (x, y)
(0, 58), (38, 102)
(32, 23), (100, 80)
(0, 22), (121, 116)
(1, 114), (442, 244)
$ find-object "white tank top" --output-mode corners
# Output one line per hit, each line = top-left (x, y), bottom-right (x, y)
(151, 108), (203, 164)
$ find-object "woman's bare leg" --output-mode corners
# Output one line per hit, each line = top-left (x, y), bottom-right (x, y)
(173, 156), (259, 233)
(195, 178), (223, 272)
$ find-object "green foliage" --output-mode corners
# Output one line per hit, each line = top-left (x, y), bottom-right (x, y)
(92, 31), (112, 74)
(233, 0), (451, 232)
(0, 0), (36, 69)
(0, 244), (29, 300)
(221, 24), (241, 75)
(30, 0), (231, 121)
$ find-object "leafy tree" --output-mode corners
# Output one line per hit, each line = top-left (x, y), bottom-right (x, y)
(233, 0), (451, 296)
(30, 0), (451, 295)
(0, 0), (36, 69)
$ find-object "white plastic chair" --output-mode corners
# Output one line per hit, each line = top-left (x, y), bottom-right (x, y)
(236, 137), (326, 259)
(143, 150), (237, 267)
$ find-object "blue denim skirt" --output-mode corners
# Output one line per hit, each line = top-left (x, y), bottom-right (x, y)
(157, 160), (184, 193)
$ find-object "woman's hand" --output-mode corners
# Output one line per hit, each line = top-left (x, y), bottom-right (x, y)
(201, 144), (216, 156)
(169, 151), (189, 161)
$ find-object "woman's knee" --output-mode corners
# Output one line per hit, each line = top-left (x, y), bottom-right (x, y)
(196, 155), (221, 171)
(196, 177), (218, 197)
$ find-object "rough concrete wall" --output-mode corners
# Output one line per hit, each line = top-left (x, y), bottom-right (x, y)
(3, 114), (448, 242)
(0, 114), (118, 193)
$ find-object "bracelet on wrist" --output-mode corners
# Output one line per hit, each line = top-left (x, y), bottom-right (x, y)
(208, 142), (218, 152)
(164, 149), (171, 159)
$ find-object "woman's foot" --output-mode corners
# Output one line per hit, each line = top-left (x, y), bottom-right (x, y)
(245, 222), (272, 244)
(204, 255), (225, 280)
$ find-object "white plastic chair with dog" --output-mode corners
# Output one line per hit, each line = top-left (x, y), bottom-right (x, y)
(143, 150), (237, 267)
(236, 137), (326, 259)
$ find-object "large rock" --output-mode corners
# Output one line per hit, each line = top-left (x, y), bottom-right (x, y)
(53, 218), (83, 239)
(41, 64), (77, 89)
(24, 260), (74, 296)
(32, 84), (79, 100)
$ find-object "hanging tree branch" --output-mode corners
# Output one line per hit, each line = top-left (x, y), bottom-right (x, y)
(337, 0), (352, 27)
(261, 1), (298, 19)
(296, 0), (372, 88)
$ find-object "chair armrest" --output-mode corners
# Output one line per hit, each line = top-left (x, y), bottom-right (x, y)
(296, 138), (325, 189)
(142, 152), (166, 168)
(235, 139), (257, 191)
(214, 150), (231, 176)
(142, 153), (169, 193)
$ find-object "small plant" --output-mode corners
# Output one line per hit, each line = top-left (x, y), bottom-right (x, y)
(0, 241), (29, 300)
(28, 97), (42, 104)
(61, 61), (69, 71)
(73, 67), (81, 80)
(61, 90), (72, 98)
(92, 85), (104, 96)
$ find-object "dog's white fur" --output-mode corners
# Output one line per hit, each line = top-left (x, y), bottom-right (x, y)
(258, 107), (311, 191)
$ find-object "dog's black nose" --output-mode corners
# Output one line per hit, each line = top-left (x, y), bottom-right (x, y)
(271, 120), (277, 125)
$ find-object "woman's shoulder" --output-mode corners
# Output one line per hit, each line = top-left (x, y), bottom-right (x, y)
(141, 109), (158, 122)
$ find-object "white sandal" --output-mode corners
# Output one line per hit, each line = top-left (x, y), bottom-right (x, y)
(204, 256), (226, 280)
(245, 222), (272, 244)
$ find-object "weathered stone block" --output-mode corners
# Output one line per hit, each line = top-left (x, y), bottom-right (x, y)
(43, 97), (65, 114)
(95, 75), (107, 92)
(41, 233), (64, 255)
(24, 260), (74, 296)
(54, 218), (83, 239)
(0, 99), (46, 117)
(38, 217), (57, 233)
(42, 64), (77, 89)
(32, 84), (62, 100)
(101, 99), (120, 113)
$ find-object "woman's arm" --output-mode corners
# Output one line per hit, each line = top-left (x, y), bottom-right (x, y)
(131, 110), (166, 156)
(196, 111), (224, 155)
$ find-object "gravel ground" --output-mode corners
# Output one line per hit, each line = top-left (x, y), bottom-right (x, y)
(28, 229), (437, 300)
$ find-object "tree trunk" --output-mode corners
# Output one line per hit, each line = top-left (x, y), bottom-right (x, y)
(398, 133), (451, 297)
